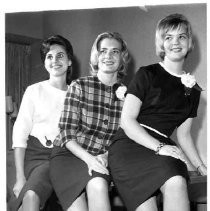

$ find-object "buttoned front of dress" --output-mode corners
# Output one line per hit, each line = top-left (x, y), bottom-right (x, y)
(54, 76), (124, 155)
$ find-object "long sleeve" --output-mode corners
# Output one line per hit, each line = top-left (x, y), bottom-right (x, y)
(12, 87), (34, 148)
(13, 81), (67, 148)
(54, 82), (81, 147)
(53, 76), (123, 155)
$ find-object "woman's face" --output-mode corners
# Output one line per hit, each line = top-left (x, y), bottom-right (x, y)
(44, 44), (71, 78)
(163, 26), (189, 62)
(98, 38), (122, 74)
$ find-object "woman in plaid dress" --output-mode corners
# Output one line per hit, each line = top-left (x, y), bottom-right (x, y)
(50, 32), (130, 211)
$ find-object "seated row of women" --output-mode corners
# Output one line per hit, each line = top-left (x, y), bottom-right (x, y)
(11, 13), (206, 211)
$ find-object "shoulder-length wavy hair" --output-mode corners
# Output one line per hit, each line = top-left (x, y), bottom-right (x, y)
(90, 32), (130, 81)
(155, 13), (194, 60)
(40, 35), (74, 85)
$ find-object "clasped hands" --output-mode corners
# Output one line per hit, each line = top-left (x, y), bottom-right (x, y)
(87, 152), (109, 176)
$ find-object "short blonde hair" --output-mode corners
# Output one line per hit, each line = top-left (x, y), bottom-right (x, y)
(155, 13), (194, 60)
(90, 32), (130, 80)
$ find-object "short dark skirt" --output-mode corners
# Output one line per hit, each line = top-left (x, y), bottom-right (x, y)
(10, 136), (53, 211)
(50, 146), (110, 211)
(108, 128), (189, 211)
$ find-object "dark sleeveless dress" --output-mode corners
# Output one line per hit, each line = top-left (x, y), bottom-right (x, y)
(108, 63), (201, 211)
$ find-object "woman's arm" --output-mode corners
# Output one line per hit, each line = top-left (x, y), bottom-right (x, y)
(121, 94), (188, 162)
(177, 118), (207, 175)
(12, 86), (34, 148)
(58, 82), (109, 176)
(12, 87), (34, 197)
(121, 94), (160, 150)
(13, 147), (26, 197)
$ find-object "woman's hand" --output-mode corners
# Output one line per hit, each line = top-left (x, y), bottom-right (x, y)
(86, 155), (109, 176)
(13, 177), (26, 198)
(65, 141), (109, 176)
(158, 145), (188, 164)
(197, 164), (207, 176)
(96, 152), (108, 167)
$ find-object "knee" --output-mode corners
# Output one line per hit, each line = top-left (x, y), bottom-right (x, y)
(161, 176), (187, 193)
(23, 190), (39, 202)
(87, 177), (108, 194)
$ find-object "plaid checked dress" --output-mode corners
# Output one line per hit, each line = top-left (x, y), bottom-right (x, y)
(50, 75), (124, 210)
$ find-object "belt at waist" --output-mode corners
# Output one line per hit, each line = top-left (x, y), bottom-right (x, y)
(140, 123), (168, 138)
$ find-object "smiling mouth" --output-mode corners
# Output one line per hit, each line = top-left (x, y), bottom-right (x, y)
(52, 65), (62, 69)
(171, 48), (182, 52)
(103, 61), (114, 65)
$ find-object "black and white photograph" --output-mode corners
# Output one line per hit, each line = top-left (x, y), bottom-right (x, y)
(2, 1), (207, 210)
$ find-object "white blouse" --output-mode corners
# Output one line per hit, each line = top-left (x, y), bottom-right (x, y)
(12, 80), (67, 148)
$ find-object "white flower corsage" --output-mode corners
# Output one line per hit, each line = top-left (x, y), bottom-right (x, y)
(181, 73), (196, 96)
(115, 85), (127, 101)
(181, 73), (196, 88)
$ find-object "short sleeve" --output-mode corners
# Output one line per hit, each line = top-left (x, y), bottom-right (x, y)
(127, 67), (150, 101)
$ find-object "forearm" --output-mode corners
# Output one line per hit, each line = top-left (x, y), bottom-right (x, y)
(14, 147), (26, 180)
(178, 135), (204, 168)
(121, 118), (160, 151)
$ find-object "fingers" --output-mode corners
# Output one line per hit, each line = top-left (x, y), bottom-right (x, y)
(88, 167), (93, 176)
(171, 148), (188, 164)
(88, 166), (109, 176)
(13, 188), (20, 198)
(93, 164), (109, 175)
(159, 146), (188, 164)
(12, 180), (26, 198)
(96, 157), (105, 166)
(96, 157), (107, 167)
(198, 166), (207, 176)
(88, 160), (109, 176)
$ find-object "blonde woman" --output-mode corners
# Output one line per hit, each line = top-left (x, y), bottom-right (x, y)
(50, 32), (130, 211)
(108, 14), (207, 211)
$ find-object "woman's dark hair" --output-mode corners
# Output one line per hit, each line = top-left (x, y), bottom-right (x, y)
(40, 35), (74, 84)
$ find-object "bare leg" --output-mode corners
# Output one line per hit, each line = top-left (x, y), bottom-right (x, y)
(86, 177), (111, 211)
(160, 176), (189, 211)
(135, 196), (158, 211)
(22, 190), (40, 211)
(67, 192), (88, 211)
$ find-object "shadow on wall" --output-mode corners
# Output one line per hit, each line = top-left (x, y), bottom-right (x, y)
(123, 52), (135, 86)
(184, 35), (200, 74)
(71, 55), (81, 82)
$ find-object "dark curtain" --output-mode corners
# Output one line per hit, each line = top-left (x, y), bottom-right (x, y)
(5, 42), (31, 150)
(6, 42), (31, 108)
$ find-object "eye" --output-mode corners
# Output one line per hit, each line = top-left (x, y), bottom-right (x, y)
(165, 36), (172, 41)
(99, 49), (107, 55)
(46, 55), (53, 60)
(179, 35), (187, 40)
(112, 50), (120, 55)
(57, 53), (65, 59)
